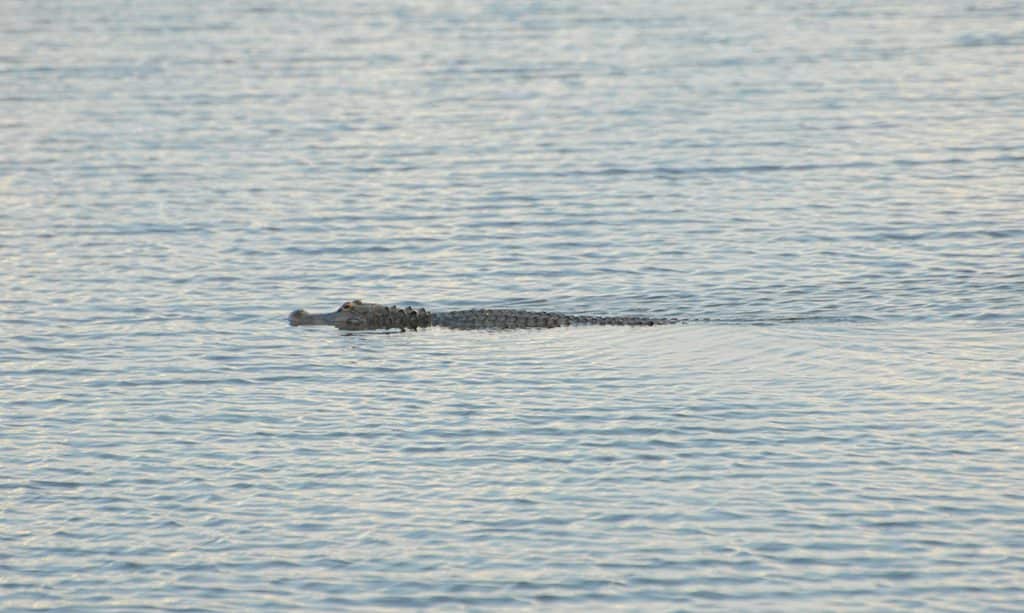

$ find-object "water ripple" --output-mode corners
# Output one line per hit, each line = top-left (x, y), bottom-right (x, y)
(3, 0), (1023, 610)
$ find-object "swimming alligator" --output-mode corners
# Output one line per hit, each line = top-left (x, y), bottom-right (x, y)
(289, 300), (678, 331)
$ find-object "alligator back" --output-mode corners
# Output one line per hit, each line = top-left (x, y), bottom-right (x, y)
(432, 309), (673, 329)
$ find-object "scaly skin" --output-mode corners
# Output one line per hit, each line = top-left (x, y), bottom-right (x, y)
(289, 300), (677, 331)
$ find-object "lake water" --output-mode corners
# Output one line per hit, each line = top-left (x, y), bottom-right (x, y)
(2, 1), (1023, 610)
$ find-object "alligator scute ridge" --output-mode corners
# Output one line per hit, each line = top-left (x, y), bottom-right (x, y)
(289, 300), (679, 331)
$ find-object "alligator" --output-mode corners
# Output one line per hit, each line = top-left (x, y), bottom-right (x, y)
(289, 300), (678, 331)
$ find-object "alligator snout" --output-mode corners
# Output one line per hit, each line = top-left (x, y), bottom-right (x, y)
(288, 309), (309, 326)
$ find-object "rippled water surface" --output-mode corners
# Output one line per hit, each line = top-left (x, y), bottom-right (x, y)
(3, 1), (1023, 610)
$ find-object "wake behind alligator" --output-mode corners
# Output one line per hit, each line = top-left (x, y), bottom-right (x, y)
(289, 300), (678, 331)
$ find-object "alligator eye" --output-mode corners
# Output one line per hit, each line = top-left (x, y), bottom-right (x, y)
(339, 302), (352, 311)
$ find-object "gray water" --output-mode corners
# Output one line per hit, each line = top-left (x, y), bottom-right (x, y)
(3, 1), (1023, 610)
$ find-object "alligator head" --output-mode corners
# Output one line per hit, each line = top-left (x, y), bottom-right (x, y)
(289, 299), (374, 329)
(289, 300), (429, 330)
